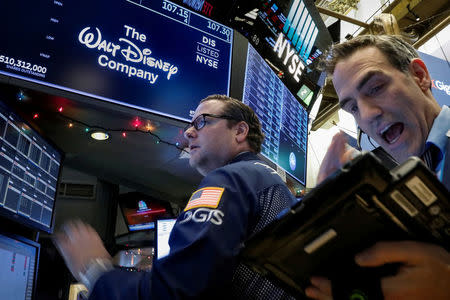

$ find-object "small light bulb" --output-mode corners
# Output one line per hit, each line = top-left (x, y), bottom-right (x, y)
(132, 117), (141, 128)
(17, 91), (25, 101)
(90, 131), (109, 141)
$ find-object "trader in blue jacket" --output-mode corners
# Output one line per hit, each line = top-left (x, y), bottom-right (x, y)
(55, 95), (297, 299)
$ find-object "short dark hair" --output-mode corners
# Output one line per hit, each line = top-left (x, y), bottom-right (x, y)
(200, 95), (265, 153)
(321, 35), (419, 76)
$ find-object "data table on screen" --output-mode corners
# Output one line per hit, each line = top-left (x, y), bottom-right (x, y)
(0, 102), (62, 232)
(242, 44), (308, 184)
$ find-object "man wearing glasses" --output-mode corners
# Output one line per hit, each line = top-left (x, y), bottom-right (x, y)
(55, 95), (297, 299)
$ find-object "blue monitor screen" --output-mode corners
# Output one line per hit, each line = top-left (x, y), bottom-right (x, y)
(0, 0), (233, 122)
(0, 101), (63, 233)
(242, 43), (307, 185)
(0, 233), (39, 300)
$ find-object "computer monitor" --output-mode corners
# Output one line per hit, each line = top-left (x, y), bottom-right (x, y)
(155, 218), (177, 260)
(0, 0), (233, 122)
(234, 0), (331, 104)
(0, 232), (40, 300)
(0, 100), (63, 233)
(242, 43), (308, 185)
(119, 193), (172, 232)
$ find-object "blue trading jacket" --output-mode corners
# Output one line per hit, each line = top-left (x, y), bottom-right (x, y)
(89, 152), (296, 299)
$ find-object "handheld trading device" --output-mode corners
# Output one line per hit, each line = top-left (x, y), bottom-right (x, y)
(241, 152), (449, 298)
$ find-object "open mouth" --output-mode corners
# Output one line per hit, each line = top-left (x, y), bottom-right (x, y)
(380, 122), (404, 144)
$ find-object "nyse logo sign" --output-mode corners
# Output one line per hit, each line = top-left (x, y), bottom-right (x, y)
(273, 33), (305, 82)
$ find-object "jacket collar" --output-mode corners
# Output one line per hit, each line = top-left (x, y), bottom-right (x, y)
(228, 151), (259, 164)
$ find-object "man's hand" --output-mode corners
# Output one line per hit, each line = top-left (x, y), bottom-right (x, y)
(53, 220), (111, 281)
(316, 131), (360, 184)
(306, 241), (450, 300)
(356, 241), (450, 300)
(305, 277), (332, 300)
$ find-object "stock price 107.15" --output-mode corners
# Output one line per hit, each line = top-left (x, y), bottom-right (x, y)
(161, 0), (189, 24)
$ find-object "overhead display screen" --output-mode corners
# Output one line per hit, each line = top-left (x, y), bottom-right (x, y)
(243, 44), (307, 185)
(236, 0), (331, 110)
(256, 0), (331, 67)
(0, 101), (63, 233)
(0, 0), (233, 121)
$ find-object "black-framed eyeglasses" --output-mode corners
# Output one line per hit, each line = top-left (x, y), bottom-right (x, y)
(184, 113), (236, 132)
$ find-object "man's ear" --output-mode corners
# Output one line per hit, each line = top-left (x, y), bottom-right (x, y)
(235, 121), (249, 143)
(409, 58), (431, 92)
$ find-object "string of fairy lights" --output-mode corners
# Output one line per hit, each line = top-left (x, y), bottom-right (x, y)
(29, 102), (189, 154)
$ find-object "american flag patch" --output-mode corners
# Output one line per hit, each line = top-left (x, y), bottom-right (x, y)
(184, 187), (224, 211)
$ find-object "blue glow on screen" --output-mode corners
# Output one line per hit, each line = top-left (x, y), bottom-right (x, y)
(0, 0), (233, 122)
(242, 44), (308, 185)
(283, 0), (317, 63)
(129, 222), (155, 231)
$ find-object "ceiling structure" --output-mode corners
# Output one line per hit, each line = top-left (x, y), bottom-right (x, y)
(0, 80), (200, 207)
(315, 0), (449, 41)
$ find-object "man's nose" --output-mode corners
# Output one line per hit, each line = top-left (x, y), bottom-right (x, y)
(184, 126), (196, 139)
(357, 99), (382, 122)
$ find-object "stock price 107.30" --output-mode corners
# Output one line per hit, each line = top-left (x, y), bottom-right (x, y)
(206, 21), (231, 40)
